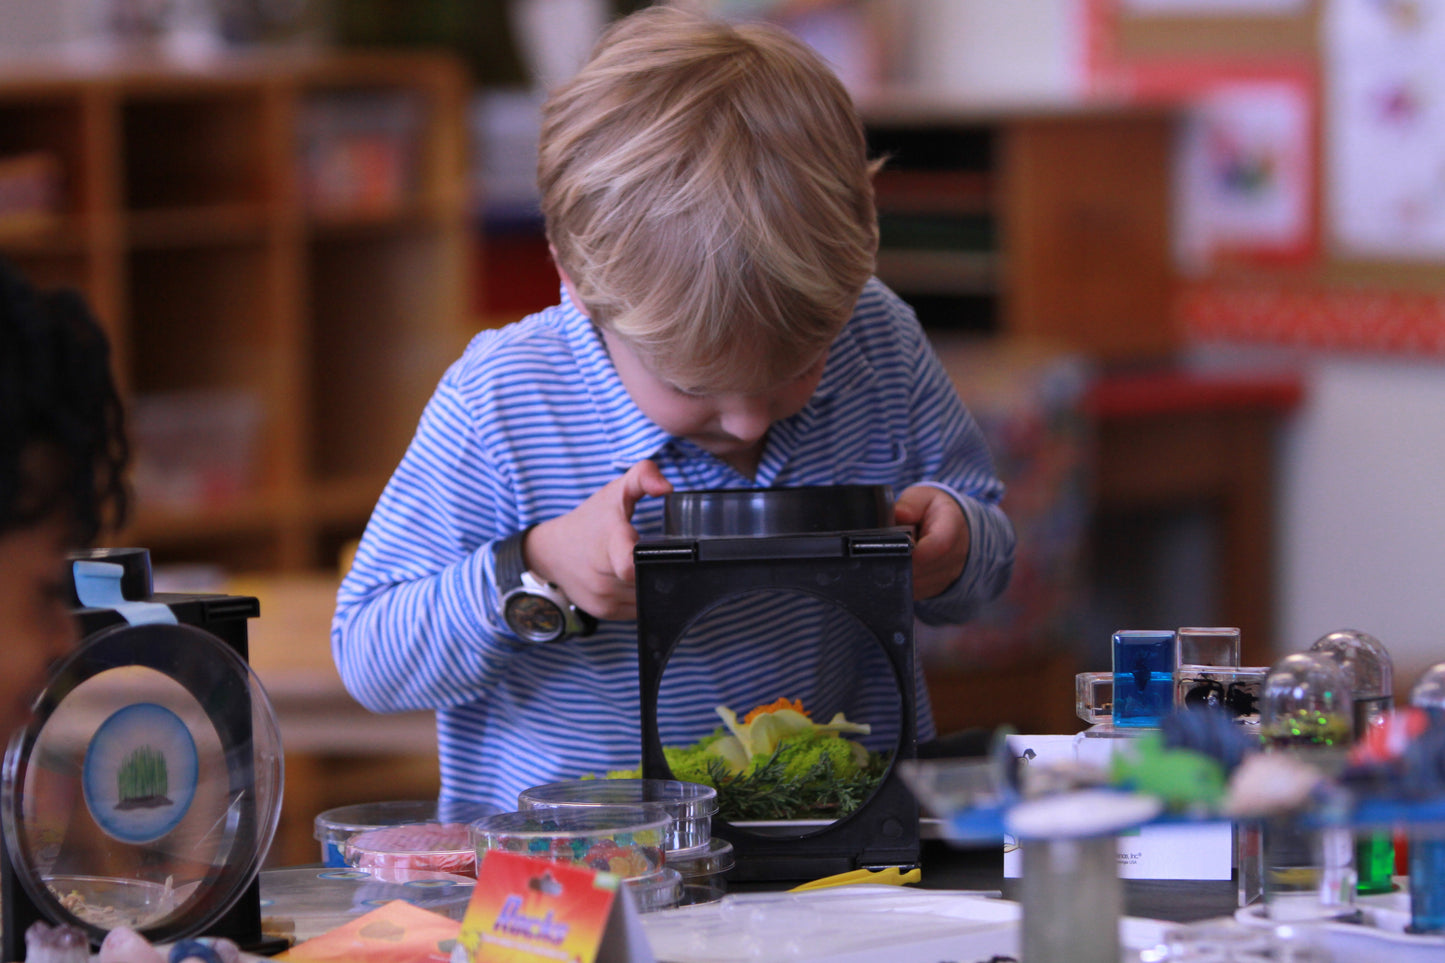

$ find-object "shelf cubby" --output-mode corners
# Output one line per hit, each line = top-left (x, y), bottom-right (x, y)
(0, 52), (471, 573)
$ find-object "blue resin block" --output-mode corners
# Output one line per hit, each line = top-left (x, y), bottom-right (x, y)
(1112, 629), (1176, 728)
(1411, 836), (1445, 934)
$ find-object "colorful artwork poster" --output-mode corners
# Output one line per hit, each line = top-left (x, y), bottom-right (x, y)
(1080, 0), (1318, 266)
(1326, 0), (1445, 259)
(457, 851), (620, 963)
(1175, 76), (1317, 266)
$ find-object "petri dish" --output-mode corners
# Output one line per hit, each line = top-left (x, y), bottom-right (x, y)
(315, 799), (499, 868)
(623, 867), (682, 913)
(517, 778), (717, 854)
(1, 620), (283, 945)
(343, 822), (477, 880)
(471, 807), (671, 879)
(668, 836), (734, 905)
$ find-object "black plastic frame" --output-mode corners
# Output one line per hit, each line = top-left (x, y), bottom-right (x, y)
(1, 549), (284, 959)
(635, 528), (920, 882)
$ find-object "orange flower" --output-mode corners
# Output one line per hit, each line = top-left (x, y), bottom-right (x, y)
(743, 697), (809, 724)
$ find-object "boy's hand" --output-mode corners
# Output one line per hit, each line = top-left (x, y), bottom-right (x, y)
(893, 485), (970, 600)
(524, 460), (673, 622)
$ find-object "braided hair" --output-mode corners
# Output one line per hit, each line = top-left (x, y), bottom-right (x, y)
(0, 256), (129, 544)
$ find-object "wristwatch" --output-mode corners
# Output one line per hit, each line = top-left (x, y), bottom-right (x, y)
(494, 530), (597, 643)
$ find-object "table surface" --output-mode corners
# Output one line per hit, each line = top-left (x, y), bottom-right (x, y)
(725, 839), (1240, 924)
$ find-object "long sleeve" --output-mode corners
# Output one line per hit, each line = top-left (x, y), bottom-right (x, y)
(331, 368), (527, 714)
(902, 318), (1016, 626)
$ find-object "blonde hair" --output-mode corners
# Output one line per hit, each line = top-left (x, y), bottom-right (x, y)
(538, 3), (878, 392)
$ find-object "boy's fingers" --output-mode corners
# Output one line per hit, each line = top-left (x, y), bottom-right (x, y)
(616, 460), (673, 520)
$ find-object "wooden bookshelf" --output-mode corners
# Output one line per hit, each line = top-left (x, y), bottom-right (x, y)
(0, 50), (472, 573)
(860, 94), (1178, 361)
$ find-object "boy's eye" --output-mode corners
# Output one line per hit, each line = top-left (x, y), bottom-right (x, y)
(668, 381), (709, 399)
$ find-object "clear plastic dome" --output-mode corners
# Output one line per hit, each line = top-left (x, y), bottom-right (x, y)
(1309, 629), (1393, 699)
(1260, 652), (1354, 749)
(1310, 628), (1394, 736)
(1410, 662), (1445, 713)
(2, 621), (283, 945)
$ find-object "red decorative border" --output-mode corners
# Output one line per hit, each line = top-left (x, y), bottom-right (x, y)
(1179, 278), (1445, 355)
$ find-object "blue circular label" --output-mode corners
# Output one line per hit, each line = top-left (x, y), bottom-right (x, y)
(82, 703), (199, 844)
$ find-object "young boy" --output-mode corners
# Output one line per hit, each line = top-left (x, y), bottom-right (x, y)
(0, 256), (129, 737)
(333, 4), (1015, 811)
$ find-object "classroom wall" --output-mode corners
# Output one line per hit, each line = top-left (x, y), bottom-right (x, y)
(1279, 356), (1445, 691)
(1189, 340), (1445, 694)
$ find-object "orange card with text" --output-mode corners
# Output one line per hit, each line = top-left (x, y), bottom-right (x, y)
(456, 850), (654, 963)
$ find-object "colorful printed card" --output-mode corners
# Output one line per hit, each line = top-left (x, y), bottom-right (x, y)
(275, 899), (462, 962)
(456, 850), (654, 963)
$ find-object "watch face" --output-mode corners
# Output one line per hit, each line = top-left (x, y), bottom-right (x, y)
(505, 593), (567, 643)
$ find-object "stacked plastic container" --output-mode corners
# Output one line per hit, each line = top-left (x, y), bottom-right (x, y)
(313, 800), (501, 877)
(496, 778), (732, 911)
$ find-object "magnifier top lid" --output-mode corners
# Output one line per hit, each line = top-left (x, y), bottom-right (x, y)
(2, 619), (283, 945)
(663, 485), (893, 537)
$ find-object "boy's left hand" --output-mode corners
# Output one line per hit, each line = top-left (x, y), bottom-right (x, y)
(893, 485), (970, 600)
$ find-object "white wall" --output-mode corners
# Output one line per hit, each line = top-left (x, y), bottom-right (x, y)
(0, 0), (99, 56)
(1194, 345), (1445, 696)
(1279, 355), (1445, 692)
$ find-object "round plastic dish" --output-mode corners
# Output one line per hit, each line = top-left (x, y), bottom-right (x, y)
(343, 822), (478, 880)
(258, 866), (475, 943)
(471, 807), (672, 879)
(315, 799), (499, 867)
(662, 485), (893, 537)
(668, 837), (734, 905)
(624, 868), (682, 913)
(1, 621), (283, 946)
(517, 778), (717, 854)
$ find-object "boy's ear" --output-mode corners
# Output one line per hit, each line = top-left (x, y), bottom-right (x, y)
(549, 245), (589, 318)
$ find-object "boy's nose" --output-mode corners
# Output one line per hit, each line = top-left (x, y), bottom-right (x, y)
(718, 400), (772, 444)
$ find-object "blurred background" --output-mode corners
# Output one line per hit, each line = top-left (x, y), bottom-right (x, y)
(2, 0), (1442, 864)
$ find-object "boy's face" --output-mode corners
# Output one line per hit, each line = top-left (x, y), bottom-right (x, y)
(0, 516), (76, 734)
(601, 327), (826, 475)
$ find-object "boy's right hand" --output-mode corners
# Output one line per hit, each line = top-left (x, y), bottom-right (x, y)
(523, 459), (673, 622)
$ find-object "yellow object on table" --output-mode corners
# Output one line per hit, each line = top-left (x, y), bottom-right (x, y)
(789, 865), (921, 892)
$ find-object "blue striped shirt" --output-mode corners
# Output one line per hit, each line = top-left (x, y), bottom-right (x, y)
(332, 278), (1015, 811)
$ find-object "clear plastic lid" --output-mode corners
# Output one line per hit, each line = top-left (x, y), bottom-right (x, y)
(517, 778), (718, 819)
(1, 621), (283, 944)
(517, 778), (716, 852)
(315, 799), (500, 844)
(471, 806), (672, 879)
